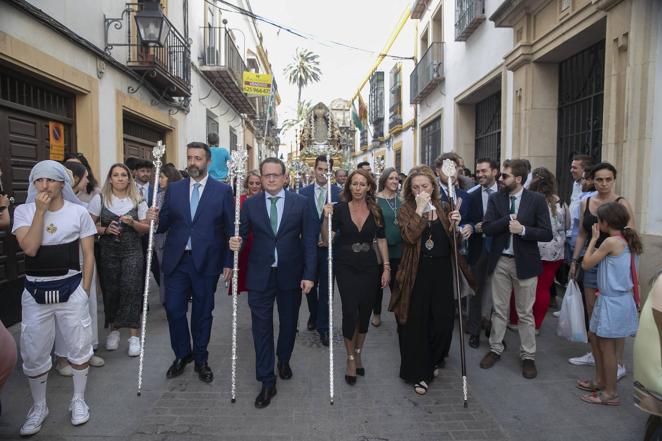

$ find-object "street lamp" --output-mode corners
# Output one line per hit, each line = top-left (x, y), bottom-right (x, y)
(135, 0), (170, 46)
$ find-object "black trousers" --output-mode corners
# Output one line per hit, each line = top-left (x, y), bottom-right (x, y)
(373, 258), (400, 315)
(335, 263), (379, 340)
(398, 255), (454, 383)
(468, 251), (490, 336)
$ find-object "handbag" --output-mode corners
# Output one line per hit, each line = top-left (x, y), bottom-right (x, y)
(557, 280), (588, 343)
(24, 272), (83, 305)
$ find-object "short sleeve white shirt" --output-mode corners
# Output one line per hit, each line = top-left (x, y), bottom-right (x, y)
(12, 200), (97, 281)
(88, 194), (148, 220)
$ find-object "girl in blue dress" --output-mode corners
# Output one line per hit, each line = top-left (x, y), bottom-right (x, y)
(578, 202), (642, 406)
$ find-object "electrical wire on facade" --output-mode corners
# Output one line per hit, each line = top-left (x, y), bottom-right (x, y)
(203, 0), (414, 60)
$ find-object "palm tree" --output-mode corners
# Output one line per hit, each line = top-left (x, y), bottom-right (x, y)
(283, 48), (322, 110)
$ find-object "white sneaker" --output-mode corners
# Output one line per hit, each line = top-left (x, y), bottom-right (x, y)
(569, 352), (595, 366)
(55, 362), (74, 377)
(127, 336), (141, 357)
(617, 364), (627, 381)
(105, 330), (120, 351)
(69, 397), (90, 426)
(552, 311), (561, 318)
(89, 355), (105, 367)
(20, 402), (49, 436)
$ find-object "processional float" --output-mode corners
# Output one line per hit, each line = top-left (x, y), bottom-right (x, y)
(137, 141), (166, 396)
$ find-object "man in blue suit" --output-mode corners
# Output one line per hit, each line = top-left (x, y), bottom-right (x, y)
(147, 142), (234, 383)
(466, 158), (501, 349)
(229, 157), (316, 409)
(298, 155), (341, 346)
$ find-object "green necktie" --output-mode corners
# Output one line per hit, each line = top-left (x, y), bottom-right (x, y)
(510, 196), (517, 214)
(269, 196), (279, 234)
(508, 195), (517, 250)
(317, 186), (326, 216)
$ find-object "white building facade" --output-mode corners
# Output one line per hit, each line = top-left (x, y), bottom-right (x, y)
(0, 0), (279, 325)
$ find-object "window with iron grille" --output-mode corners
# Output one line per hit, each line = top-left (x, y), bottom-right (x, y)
(369, 72), (384, 139)
(395, 149), (402, 172)
(474, 91), (501, 166)
(389, 66), (402, 130)
(420, 117), (441, 167)
(229, 126), (238, 151)
(206, 111), (219, 142)
(556, 40), (605, 203)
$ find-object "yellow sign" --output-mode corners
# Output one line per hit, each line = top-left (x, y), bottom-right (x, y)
(49, 121), (65, 161)
(243, 72), (272, 96)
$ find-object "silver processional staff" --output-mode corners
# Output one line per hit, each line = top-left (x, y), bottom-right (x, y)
(137, 140), (166, 396)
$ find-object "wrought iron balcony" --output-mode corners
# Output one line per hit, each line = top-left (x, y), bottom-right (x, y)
(200, 27), (255, 116)
(410, 42), (444, 104)
(104, 3), (191, 98)
(389, 86), (402, 131)
(455, 0), (486, 41)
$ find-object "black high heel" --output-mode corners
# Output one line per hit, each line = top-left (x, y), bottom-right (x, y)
(345, 355), (357, 385)
(355, 348), (365, 376)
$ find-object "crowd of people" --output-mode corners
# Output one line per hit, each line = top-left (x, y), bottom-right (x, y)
(0, 136), (659, 439)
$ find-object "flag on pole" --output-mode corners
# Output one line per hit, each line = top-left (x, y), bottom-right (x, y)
(351, 102), (363, 132)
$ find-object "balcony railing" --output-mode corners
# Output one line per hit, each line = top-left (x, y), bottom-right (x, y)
(204, 27), (246, 87)
(455, 0), (486, 41)
(105, 3), (191, 97)
(410, 42), (444, 104)
(200, 26), (255, 116)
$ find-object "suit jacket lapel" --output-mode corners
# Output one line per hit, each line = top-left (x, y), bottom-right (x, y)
(192, 179), (212, 224)
(258, 192), (276, 238)
(278, 191), (293, 236)
(183, 178), (193, 224)
(518, 190), (531, 218)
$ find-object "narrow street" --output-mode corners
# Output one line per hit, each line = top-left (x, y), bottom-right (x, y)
(0, 282), (647, 441)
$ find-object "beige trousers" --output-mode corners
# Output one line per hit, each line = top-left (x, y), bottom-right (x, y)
(489, 256), (538, 360)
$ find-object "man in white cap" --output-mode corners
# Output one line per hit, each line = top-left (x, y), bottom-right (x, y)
(12, 160), (97, 436)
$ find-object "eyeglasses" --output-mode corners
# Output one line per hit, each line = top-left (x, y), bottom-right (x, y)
(500, 173), (512, 179)
(263, 173), (283, 180)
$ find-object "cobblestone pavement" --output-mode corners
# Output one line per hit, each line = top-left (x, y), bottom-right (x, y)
(0, 282), (648, 441)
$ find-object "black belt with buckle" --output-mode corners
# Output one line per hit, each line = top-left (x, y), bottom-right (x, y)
(183, 250), (193, 256)
(348, 242), (371, 253)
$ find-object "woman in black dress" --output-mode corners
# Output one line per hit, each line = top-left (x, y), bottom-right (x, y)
(322, 169), (390, 385)
(389, 165), (470, 395)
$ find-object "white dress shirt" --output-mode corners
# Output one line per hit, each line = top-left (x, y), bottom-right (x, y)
(503, 188), (524, 255)
(265, 188), (286, 266)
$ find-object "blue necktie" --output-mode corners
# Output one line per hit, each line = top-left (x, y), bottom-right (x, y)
(186, 183), (201, 249)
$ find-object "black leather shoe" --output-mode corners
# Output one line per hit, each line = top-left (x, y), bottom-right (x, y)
(319, 331), (329, 347)
(166, 353), (193, 378)
(307, 317), (315, 331)
(194, 362), (214, 383)
(469, 334), (480, 349)
(277, 361), (292, 380)
(255, 385), (277, 409)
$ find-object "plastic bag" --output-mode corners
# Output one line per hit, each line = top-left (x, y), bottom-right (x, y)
(557, 280), (588, 343)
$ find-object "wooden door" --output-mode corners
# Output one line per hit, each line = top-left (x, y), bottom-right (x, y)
(0, 109), (74, 325)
